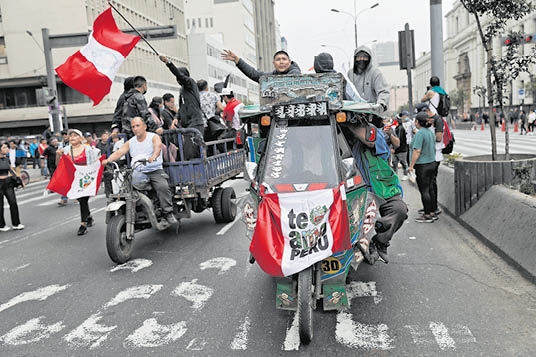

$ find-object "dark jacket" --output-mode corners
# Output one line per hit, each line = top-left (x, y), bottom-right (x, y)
(165, 62), (204, 128)
(121, 89), (158, 136)
(161, 107), (177, 130)
(236, 58), (301, 83)
(313, 52), (352, 100)
(111, 91), (128, 131)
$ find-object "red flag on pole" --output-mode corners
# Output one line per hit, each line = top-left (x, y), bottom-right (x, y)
(55, 8), (140, 105)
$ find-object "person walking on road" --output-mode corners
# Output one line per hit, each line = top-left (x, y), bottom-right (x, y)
(527, 109), (536, 133)
(520, 110), (528, 135)
(409, 113), (437, 223)
(393, 113), (410, 180)
(0, 141), (24, 231)
(43, 138), (60, 177)
(59, 129), (101, 236)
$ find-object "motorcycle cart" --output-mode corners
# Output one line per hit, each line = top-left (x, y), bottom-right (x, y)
(105, 129), (245, 264)
(239, 73), (385, 344)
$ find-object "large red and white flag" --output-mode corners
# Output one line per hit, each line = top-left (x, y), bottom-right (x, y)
(47, 155), (104, 199)
(56, 8), (140, 105)
(250, 186), (351, 277)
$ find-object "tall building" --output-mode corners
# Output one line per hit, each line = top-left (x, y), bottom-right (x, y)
(188, 33), (252, 104)
(184, 0), (259, 102)
(414, 0), (536, 113)
(253, 0), (277, 72)
(0, 0), (188, 135)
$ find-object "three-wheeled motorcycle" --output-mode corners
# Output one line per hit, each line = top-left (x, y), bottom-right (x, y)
(239, 73), (386, 344)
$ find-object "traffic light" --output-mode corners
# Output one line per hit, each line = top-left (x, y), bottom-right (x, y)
(502, 34), (536, 46)
(525, 34), (536, 43)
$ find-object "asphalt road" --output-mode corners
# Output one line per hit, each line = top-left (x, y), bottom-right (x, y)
(0, 178), (535, 356)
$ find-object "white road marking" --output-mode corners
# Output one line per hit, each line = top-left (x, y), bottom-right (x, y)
(0, 239), (11, 247)
(0, 284), (70, 314)
(1, 263), (31, 273)
(429, 321), (456, 351)
(450, 324), (476, 344)
(110, 258), (153, 273)
(216, 210), (241, 235)
(347, 281), (383, 305)
(409, 236), (417, 240)
(124, 318), (187, 348)
(171, 279), (214, 310)
(230, 314), (251, 350)
(405, 325), (432, 345)
(335, 311), (394, 350)
(64, 313), (116, 349)
(186, 337), (207, 351)
(37, 193), (105, 207)
(281, 312), (300, 351)
(199, 257), (236, 275)
(0, 317), (65, 345)
(103, 284), (163, 309)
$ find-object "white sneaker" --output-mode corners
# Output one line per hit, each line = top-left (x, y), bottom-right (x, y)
(401, 175), (409, 181)
(0, 226), (11, 232)
(12, 224), (24, 230)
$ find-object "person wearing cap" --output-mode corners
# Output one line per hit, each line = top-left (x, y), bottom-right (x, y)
(159, 56), (205, 137)
(343, 119), (408, 264)
(59, 129), (101, 235)
(221, 88), (244, 130)
(84, 132), (96, 147)
(409, 112), (437, 223)
(347, 46), (390, 111)
(392, 112), (409, 180)
(221, 49), (301, 83)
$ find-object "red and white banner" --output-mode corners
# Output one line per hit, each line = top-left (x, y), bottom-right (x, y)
(56, 8), (140, 105)
(47, 155), (104, 199)
(250, 186), (351, 277)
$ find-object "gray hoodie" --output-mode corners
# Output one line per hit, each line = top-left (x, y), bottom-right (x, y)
(346, 46), (390, 108)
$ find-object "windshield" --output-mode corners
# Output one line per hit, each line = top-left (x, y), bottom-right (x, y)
(261, 123), (339, 189)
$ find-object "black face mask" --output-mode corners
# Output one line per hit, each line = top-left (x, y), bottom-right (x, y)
(356, 60), (369, 71)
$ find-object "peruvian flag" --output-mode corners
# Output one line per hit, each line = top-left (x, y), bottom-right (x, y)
(47, 155), (105, 199)
(56, 8), (140, 105)
(250, 186), (351, 277)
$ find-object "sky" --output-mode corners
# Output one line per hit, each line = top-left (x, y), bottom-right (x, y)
(274, 0), (457, 71)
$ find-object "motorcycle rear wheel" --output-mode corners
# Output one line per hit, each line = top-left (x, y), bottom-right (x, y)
(298, 266), (314, 344)
(106, 214), (133, 264)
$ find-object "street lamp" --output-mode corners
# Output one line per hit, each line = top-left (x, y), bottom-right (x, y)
(331, 2), (380, 48)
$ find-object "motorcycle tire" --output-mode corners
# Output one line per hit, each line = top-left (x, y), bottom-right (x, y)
(221, 187), (237, 223)
(106, 214), (133, 264)
(212, 188), (225, 223)
(298, 266), (314, 344)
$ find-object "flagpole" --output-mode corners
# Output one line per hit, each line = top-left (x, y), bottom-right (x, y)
(107, 2), (160, 56)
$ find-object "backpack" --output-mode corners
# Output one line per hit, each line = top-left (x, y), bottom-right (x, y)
(360, 149), (402, 200)
(441, 119), (455, 154)
(434, 92), (451, 117)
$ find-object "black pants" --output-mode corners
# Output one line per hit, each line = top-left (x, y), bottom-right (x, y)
(79, 196), (91, 223)
(415, 162), (437, 214)
(146, 169), (173, 214)
(430, 161), (440, 212)
(373, 195), (408, 247)
(392, 152), (409, 175)
(0, 178), (21, 227)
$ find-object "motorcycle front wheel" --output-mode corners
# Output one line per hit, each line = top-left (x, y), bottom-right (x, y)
(106, 214), (133, 264)
(298, 266), (314, 344)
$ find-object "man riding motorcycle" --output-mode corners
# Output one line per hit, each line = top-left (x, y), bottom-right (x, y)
(103, 117), (177, 225)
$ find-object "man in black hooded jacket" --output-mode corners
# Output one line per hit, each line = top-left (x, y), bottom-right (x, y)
(117, 76), (159, 138)
(221, 49), (301, 83)
(313, 52), (361, 101)
(111, 76), (134, 135)
(159, 56), (205, 136)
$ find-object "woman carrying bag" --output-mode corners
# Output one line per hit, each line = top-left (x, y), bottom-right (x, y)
(0, 141), (25, 231)
(59, 129), (101, 236)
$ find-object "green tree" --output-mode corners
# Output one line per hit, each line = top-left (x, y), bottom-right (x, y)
(449, 88), (466, 113)
(460, 0), (536, 160)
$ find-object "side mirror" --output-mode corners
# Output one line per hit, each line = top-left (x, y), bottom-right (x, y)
(245, 161), (258, 183)
(342, 158), (358, 180)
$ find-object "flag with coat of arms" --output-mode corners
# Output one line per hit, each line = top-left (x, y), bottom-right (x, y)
(47, 155), (104, 199)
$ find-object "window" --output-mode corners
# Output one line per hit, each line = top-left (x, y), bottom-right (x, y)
(198, 18), (202, 28)
(186, 19), (190, 29)
(205, 18), (209, 27)
(0, 37), (5, 57)
(210, 17), (214, 27)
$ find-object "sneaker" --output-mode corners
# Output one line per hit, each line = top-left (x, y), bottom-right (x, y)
(430, 214), (439, 221)
(77, 225), (88, 236)
(0, 226), (11, 232)
(87, 216), (94, 227)
(415, 215), (434, 223)
(165, 213), (177, 225)
(375, 242), (389, 264)
(401, 175), (409, 181)
(57, 201), (67, 207)
(12, 224), (24, 230)
(418, 208), (442, 216)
